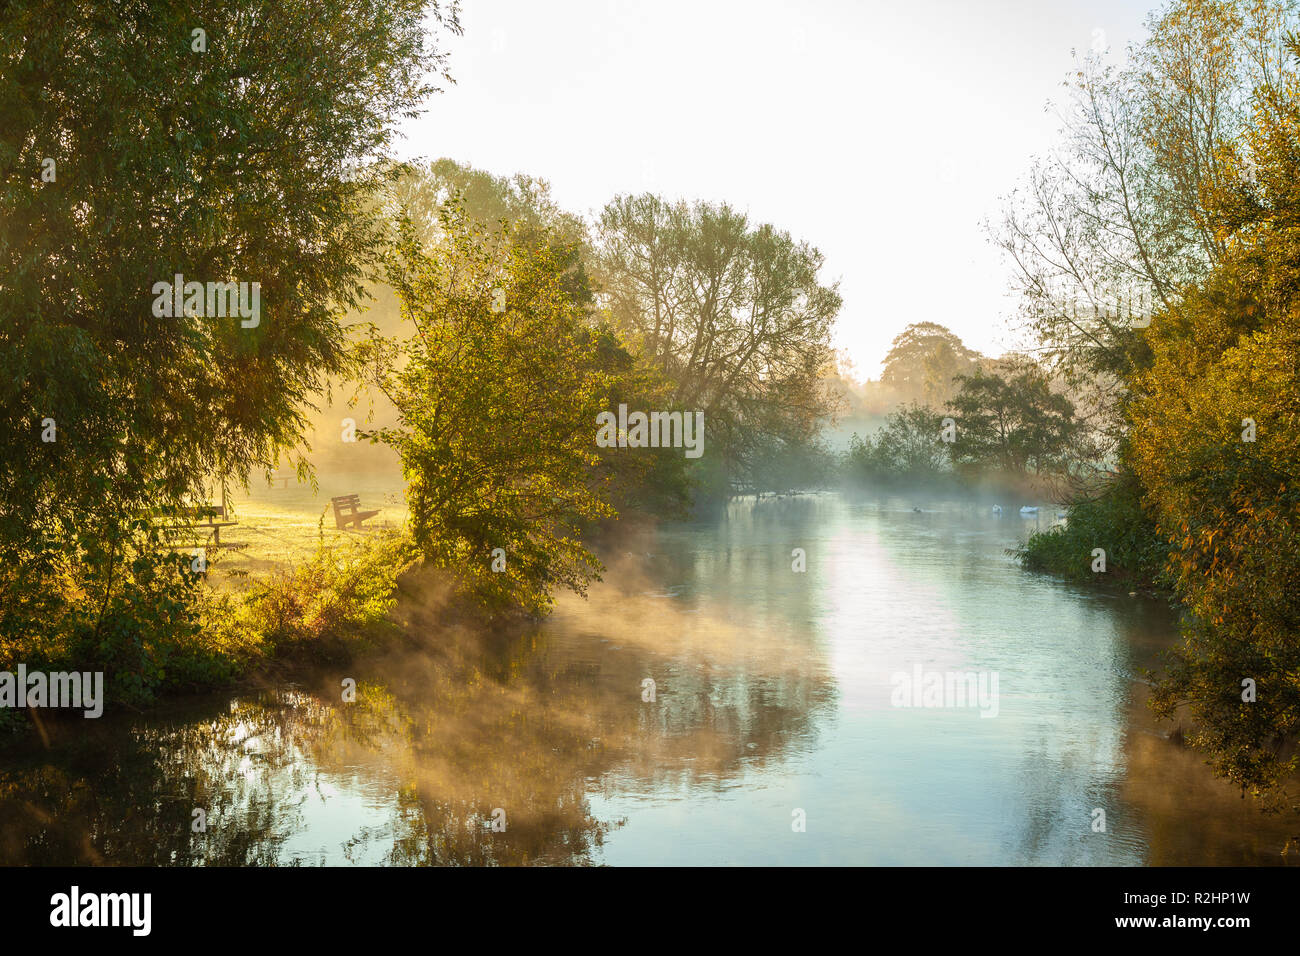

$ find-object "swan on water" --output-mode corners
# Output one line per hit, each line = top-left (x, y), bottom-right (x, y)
(991, 505), (1003, 515)
(1019, 506), (1038, 515)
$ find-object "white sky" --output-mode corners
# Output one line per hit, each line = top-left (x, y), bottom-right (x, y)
(398, 0), (1155, 377)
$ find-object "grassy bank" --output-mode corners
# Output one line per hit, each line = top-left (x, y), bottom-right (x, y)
(0, 526), (422, 738)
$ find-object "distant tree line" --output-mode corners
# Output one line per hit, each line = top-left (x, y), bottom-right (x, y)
(841, 324), (1088, 492)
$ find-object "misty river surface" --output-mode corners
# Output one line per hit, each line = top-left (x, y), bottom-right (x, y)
(2, 493), (1296, 865)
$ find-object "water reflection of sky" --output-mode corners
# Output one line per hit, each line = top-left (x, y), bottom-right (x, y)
(584, 496), (1140, 864)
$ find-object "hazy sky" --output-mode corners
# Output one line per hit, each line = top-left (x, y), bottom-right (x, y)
(399, 0), (1156, 377)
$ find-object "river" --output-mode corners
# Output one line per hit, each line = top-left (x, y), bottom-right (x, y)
(1, 493), (1294, 865)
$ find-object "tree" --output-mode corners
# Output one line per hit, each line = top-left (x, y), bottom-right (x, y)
(946, 361), (1081, 477)
(844, 404), (949, 487)
(1133, 47), (1300, 801)
(992, 0), (1298, 458)
(595, 194), (842, 492)
(361, 205), (622, 615)
(990, 0), (1300, 816)
(0, 0), (460, 666)
(880, 323), (981, 407)
(386, 158), (594, 307)
(393, 158), (589, 248)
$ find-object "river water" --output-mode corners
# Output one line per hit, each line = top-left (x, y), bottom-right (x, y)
(1, 493), (1294, 865)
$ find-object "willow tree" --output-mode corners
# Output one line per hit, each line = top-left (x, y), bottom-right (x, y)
(0, 0), (459, 661)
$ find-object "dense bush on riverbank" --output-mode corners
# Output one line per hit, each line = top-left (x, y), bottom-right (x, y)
(0, 530), (421, 731)
(229, 529), (418, 663)
(1015, 476), (1170, 590)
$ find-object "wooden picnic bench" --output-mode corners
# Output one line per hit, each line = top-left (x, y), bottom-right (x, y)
(331, 494), (380, 531)
(172, 503), (246, 550)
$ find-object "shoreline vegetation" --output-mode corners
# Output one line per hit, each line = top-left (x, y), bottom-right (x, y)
(2, 0), (1297, 837)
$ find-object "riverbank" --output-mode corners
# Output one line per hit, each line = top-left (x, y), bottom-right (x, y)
(0, 464), (676, 740)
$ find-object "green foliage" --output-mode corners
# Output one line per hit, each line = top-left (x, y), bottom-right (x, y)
(1016, 474), (1170, 587)
(596, 193), (842, 490)
(880, 322), (981, 407)
(991, 1), (1300, 466)
(843, 403), (951, 488)
(588, 328), (696, 516)
(746, 435), (838, 495)
(994, 0), (1300, 813)
(236, 530), (416, 661)
(947, 360), (1081, 478)
(0, 519), (418, 725)
(67, 542), (203, 706)
(1130, 47), (1300, 800)
(363, 203), (621, 615)
(0, 0), (460, 707)
(389, 158), (595, 307)
(1, 0), (460, 535)
(0, 510), (251, 710)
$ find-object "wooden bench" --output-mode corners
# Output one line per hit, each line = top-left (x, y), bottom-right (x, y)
(149, 504), (244, 548)
(148, 502), (246, 554)
(182, 504), (244, 548)
(331, 494), (379, 530)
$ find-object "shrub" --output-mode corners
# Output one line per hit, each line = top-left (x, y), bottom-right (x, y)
(1016, 475), (1170, 588)
(237, 530), (417, 661)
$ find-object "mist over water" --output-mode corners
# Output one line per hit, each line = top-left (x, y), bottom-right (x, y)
(0, 494), (1292, 865)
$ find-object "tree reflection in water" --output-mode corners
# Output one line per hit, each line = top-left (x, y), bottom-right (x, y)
(0, 552), (834, 865)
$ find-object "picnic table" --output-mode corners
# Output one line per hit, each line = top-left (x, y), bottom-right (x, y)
(158, 503), (246, 550)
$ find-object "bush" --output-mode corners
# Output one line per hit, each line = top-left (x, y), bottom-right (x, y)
(842, 404), (954, 490)
(237, 529), (417, 661)
(0, 515), (242, 710)
(1016, 475), (1170, 588)
(0, 515), (416, 722)
(362, 205), (618, 616)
